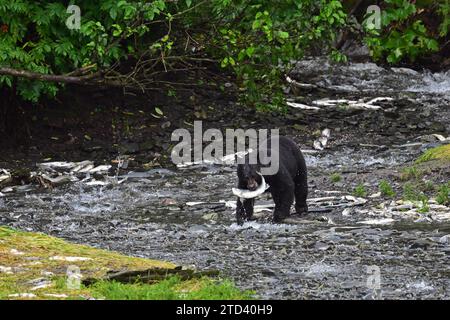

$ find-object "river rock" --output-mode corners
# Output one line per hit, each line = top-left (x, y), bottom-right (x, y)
(409, 239), (433, 250)
(202, 212), (219, 221)
(438, 235), (450, 244)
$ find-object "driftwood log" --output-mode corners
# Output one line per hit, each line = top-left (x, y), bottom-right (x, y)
(83, 267), (220, 286)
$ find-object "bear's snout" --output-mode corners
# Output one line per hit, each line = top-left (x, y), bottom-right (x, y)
(247, 178), (258, 191)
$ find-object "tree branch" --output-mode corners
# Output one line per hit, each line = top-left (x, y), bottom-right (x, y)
(0, 67), (103, 84)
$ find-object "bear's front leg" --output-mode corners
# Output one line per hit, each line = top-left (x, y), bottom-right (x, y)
(236, 198), (255, 225)
(236, 198), (246, 225)
(243, 198), (255, 221)
(271, 179), (295, 223)
(294, 174), (308, 216)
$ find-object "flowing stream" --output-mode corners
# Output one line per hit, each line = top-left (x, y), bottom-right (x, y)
(1, 59), (449, 299)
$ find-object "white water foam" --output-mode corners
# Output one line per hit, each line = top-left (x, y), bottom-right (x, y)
(407, 71), (450, 95)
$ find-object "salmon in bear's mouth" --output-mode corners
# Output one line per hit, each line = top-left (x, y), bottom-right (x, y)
(232, 173), (268, 199)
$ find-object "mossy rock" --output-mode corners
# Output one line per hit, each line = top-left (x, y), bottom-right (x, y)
(416, 144), (450, 164)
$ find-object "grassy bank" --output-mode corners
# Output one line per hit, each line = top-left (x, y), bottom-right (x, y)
(381, 144), (450, 208)
(0, 226), (253, 300)
(416, 144), (450, 164)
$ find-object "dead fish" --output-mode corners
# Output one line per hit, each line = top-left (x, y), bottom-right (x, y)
(313, 99), (351, 106)
(76, 164), (95, 173)
(232, 173), (269, 199)
(356, 218), (395, 225)
(88, 165), (112, 174)
(1, 187), (14, 193)
(342, 208), (352, 216)
(351, 103), (382, 110)
(343, 195), (367, 204)
(286, 101), (320, 110)
(318, 190), (342, 194)
(71, 160), (94, 172)
(85, 180), (109, 186)
(0, 175), (11, 186)
(0, 169), (11, 183)
(318, 136), (328, 147)
(312, 98), (389, 110)
(366, 97), (393, 104)
(104, 176), (127, 185)
(307, 196), (337, 203)
(313, 128), (331, 150)
(313, 140), (324, 150)
(431, 134), (448, 141)
(186, 201), (206, 206)
(39, 174), (77, 187)
(37, 161), (76, 170)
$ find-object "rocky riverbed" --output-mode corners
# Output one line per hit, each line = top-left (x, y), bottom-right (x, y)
(1, 58), (449, 299)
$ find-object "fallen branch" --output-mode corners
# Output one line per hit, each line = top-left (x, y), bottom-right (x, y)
(82, 267), (220, 285)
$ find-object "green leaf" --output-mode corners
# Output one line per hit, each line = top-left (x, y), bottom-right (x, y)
(394, 47), (402, 58)
(110, 7), (117, 20)
(221, 57), (228, 68)
(112, 24), (123, 37)
(245, 47), (255, 58)
(277, 31), (289, 39)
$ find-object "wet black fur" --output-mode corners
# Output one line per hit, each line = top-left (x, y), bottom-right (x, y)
(236, 136), (308, 224)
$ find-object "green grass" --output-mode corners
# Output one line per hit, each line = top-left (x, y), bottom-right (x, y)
(330, 173), (342, 183)
(436, 183), (450, 205)
(403, 183), (423, 202)
(400, 166), (423, 181)
(353, 184), (367, 197)
(401, 183), (431, 213)
(0, 226), (251, 300)
(423, 181), (436, 192)
(379, 180), (396, 197)
(87, 276), (254, 300)
(418, 197), (430, 213)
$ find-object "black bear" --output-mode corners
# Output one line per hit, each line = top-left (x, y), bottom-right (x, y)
(235, 136), (308, 224)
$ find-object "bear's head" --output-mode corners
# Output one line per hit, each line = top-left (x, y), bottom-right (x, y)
(237, 160), (262, 191)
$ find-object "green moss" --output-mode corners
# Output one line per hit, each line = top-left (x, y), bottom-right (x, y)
(416, 144), (450, 164)
(0, 226), (250, 300)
